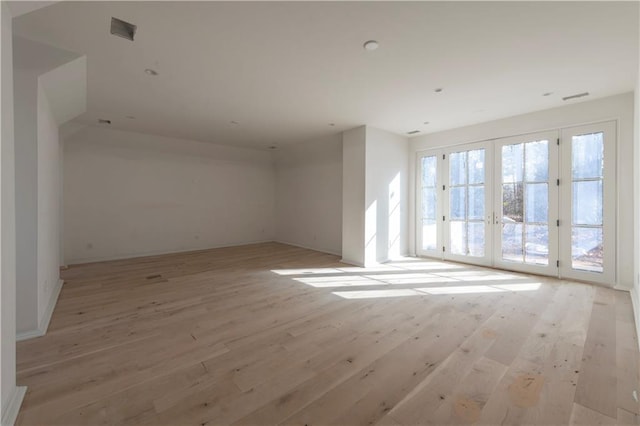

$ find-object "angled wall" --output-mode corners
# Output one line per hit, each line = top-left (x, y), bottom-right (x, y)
(342, 125), (410, 266)
(13, 36), (86, 339)
(1, 3), (23, 425)
(633, 3), (640, 348)
(342, 126), (367, 265)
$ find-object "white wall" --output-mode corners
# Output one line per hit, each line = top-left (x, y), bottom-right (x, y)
(341, 125), (410, 266)
(633, 4), (640, 347)
(365, 127), (409, 264)
(13, 37), (81, 338)
(409, 93), (635, 289)
(274, 134), (342, 255)
(1, 1), (18, 422)
(341, 126), (366, 266)
(36, 83), (61, 322)
(63, 126), (276, 264)
(13, 66), (38, 334)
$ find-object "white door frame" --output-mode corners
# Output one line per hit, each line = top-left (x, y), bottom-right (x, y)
(414, 121), (617, 287)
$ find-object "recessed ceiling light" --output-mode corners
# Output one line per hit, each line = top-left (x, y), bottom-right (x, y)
(98, 119), (111, 124)
(434, 88), (443, 93)
(543, 92), (553, 97)
(144, 68), (158, 76)
(423, 121), (430, 125)
(230, 120), (239, 125)
(407, 130), (420, 135)
(329, 123), (335, 127)
(268, 146), (278, 150)
(363, 40), (379, 51)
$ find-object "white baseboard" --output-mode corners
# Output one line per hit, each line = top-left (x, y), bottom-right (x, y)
(631, 286), (640, 352)
(65, 240), (275, 265)
(1, 386), (26, 426)
(16, 279), (63, 342)
(40, 278), (63, 334)
(273, 240), (342, 257)
(339, 258), (365, 267)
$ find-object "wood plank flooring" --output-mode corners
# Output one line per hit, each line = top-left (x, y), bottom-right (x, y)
(15, 242), (640, 425)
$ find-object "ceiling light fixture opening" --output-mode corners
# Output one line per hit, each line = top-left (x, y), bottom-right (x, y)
(407, 130), (420, 135)
(363, 40), (379, 51)
(543, 92), (553, 97)
(329, 123), (335, 127)
(434, 88), (443, 93)
(144, 68), (158, 76)
(423, 121), (430, 125)
(268, 146), (278, 150)
(98, 119), (111, 124)
(230, 121), (239, 125)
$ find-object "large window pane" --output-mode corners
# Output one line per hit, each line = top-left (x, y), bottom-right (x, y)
(468, 186), (484, 220)
(502, 183), (523, 222)
(502, 143), (523, 183)
(572, 133), (603, 179)
(450, 221), (466, 255)
(525, 225), (549, 265)
(421, 188), (437, 221)
(572, 227), (603, 273)
(468, 149), (485, 184)
(525, 140), (549, 182)
(468, 222), (485, 257)
(450, 152), (466, 186)
(450, 187), (466, 220)
(422, 220), (437, 251)
(526, 183), (548, 223)
(421, 156), (437, 187)
(502, 222), (523, 262)
(572, 181), (603, 226)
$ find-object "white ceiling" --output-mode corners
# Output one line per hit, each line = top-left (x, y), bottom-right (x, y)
(12, 1), (639, 149)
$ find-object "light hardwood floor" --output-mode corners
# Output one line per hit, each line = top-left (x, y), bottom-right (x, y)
(15, 242), (640, 425)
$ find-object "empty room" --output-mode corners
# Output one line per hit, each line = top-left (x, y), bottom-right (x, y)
(1, 1), (640, 425)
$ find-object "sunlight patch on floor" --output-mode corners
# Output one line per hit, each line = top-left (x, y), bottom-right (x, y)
(332, 282), (541, 299)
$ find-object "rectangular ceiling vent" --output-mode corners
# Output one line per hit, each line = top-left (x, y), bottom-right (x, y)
(110, 17), (137, 41)
(407, 130), (421, 135)
(562, 92), (589, 101)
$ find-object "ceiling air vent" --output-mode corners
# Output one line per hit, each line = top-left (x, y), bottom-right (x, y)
(407, 130), (420, 135)
(562, 92), (589, 101)
(110, 17), (137, 41)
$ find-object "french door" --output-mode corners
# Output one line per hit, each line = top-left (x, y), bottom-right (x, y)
(416, 121), (616, 285)
(493, 131), (559, 276)
(442, 142), (493, 267)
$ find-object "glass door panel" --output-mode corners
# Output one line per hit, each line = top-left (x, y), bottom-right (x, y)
(419, 155), (439, 253)
(494, 131), (558, 276)
(444, 143), (492, 266)
(570, 133), (604, 272)
(560, 122), (615, 285)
